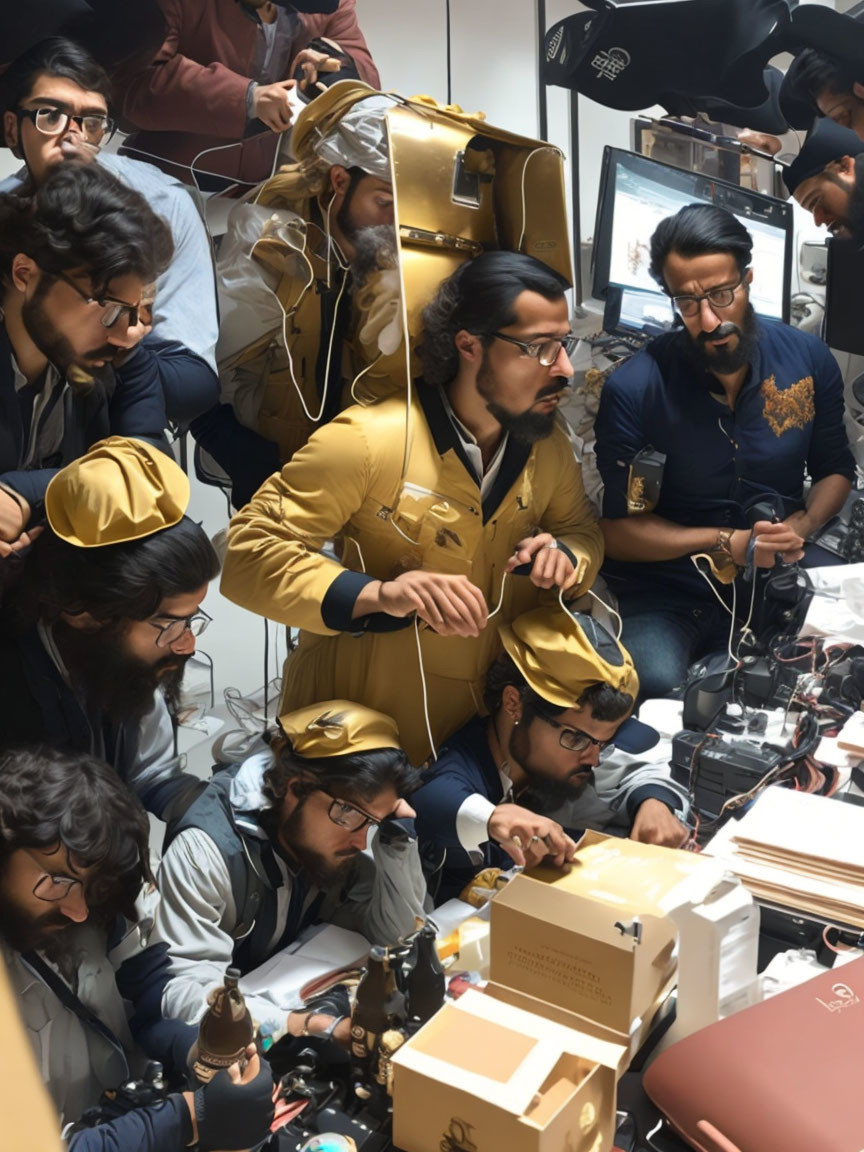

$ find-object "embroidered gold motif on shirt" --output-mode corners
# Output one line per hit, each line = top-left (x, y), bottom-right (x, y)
(760, 374), (815, 437)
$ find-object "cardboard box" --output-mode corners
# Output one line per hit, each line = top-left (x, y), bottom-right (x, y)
(487, 835), (685, 1051)
(391, 987), (623, 1152)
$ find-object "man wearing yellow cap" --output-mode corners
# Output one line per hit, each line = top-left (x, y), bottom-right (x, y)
(223, 250), (604, 765)
(154, 701), (427, 1044)
(0, 436), (220, 822)
(192, 80), (401, 505)
(412, 605), (689, 904)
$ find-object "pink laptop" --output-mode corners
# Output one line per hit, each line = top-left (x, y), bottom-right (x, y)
(643, 955), (864, 1152)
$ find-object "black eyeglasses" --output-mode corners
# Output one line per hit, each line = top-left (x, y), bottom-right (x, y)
(56, 270), (140, 330)
(18, 105), (115, 145)
(671, 277), (745, 319)
(146, 608), (212, 648)
(24, 848), (85, 904)
(535, 711), (614, 754)
(491, 331), (578, 366)
(323, 792), (382, 833)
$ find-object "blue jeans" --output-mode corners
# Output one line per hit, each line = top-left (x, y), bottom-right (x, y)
(619, 592), (732, 703)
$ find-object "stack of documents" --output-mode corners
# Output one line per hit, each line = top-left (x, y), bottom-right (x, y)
(704, 786), (864, 928)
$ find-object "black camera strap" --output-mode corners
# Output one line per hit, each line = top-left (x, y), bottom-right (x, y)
(22, 950), (124, 1053)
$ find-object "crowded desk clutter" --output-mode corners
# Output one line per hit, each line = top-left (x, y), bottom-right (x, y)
(6, 2), (864, 1150)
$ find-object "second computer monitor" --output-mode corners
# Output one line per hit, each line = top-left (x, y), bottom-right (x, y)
(592, 147), (794, 327)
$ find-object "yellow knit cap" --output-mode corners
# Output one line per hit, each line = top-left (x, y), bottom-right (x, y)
(499, 605), (639, 708)
(44, 437), (189, 548)
(278, 700), (401, 758)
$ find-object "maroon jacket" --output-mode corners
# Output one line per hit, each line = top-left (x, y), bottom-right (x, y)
(116, 0), (380, 186)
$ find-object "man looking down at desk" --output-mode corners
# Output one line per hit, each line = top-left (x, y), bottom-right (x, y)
(595, 203), (854, 700)
(221, 250), (604, 765)
(154, 702), (428, 1047)
(412, 604), (689, 904)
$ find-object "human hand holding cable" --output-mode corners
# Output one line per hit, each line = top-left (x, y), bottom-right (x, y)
(729, 520), (804, 568)
(252, 79), (296, 131)
(506, 532), (579, 590)
(487, 803), (577, 868)
(360, 570), (488, 636)
(294, 44), (343, 93)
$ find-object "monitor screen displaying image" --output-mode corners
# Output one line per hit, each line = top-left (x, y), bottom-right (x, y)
(592, 147), (794, 325)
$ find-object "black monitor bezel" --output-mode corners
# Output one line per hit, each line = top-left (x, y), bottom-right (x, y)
(591, 146), (794, 325)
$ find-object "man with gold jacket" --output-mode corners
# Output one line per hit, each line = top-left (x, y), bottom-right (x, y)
(222, 251), (604, 765)
(193, 82), (402, 506)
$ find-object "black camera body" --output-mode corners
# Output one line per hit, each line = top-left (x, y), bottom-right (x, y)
(671, 731), (784, 819)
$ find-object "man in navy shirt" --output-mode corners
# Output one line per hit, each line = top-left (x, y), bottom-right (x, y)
(413, 604), (688, 904)
(595, 203), (855, 699)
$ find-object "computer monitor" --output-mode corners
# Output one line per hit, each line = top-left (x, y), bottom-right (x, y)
(592, 147), (794, 326)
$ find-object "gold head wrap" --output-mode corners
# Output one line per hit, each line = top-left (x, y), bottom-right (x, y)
(278, 700), (401, 758)
(44, 437), (189, 548)
(499, 605), (639, 708)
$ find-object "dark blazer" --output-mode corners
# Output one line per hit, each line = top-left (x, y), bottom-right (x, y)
(0, 327), (168, 511)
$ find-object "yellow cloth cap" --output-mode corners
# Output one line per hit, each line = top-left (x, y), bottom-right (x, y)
(278, 700), (401, 758)
(45, 437), (190, 548)
(499, 605), (639, 708)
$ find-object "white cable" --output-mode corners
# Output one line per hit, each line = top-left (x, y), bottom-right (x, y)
(414, 616), (437, 762)
(486, 569), (510, 620)
(349, 353), (382, 404)
(690, 555), (738, 669)
(586, 586), (623, 641)
(516, 147), (557, 253)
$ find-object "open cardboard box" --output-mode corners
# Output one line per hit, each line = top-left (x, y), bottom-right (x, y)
(391, 987), (623, 1152)
(488, 831), (743, 1062)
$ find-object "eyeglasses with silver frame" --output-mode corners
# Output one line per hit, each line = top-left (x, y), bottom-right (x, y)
(146, 608), (212, 648)
(491, 331), (578, 366)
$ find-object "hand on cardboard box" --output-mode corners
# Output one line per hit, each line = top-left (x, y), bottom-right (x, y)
(629, 798), (689, 849)
(488, 804), (577, 868)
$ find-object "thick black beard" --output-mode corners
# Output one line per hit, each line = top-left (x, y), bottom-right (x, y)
(484, 400), (558, 445)
(519, 769), (592, 812)
(0, 885), (71, 954)
(685, 302), (758, 377)
(276, 800), (358, 890)
(21, 285), (116, 380)
(53, 620), (189, 724)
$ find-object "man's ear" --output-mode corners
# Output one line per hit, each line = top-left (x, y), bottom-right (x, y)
(3, 110), (20, 154)
(329, 163), (351, 198)
(838, 153), (858, 180)
(10, 254), (38, 295)
(59, 610), (103, 632)
(501, 684), (523, 723)
(454, 328), (483, 365)
(744, 267), (753, 287)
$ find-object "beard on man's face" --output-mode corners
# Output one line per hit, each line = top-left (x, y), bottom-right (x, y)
(276, 799), (360, 890)
(510, 724), (594, 810)
(0, 885), (71, 954)
(53, 619), (190, 723)
(21, 286), (117, 377)
(685, 301), (758, 376)
(477, 360), (566, 445)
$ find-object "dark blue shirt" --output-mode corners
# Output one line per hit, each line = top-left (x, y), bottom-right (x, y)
(595, 318), (855, 601)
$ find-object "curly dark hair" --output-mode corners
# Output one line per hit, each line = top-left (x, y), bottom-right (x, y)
(0, 161), (173, 296)
(0, 746), (152, 923)
(483, 652), (633, 724)
(418, 250), (569, 387)
(5, 515), (220, 636)
(263, 742), (421, 809)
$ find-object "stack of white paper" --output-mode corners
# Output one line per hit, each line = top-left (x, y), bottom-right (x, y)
(704, 786), (864, 928)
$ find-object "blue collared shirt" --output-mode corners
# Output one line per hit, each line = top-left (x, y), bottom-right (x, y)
(595, 318), (855, 600)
